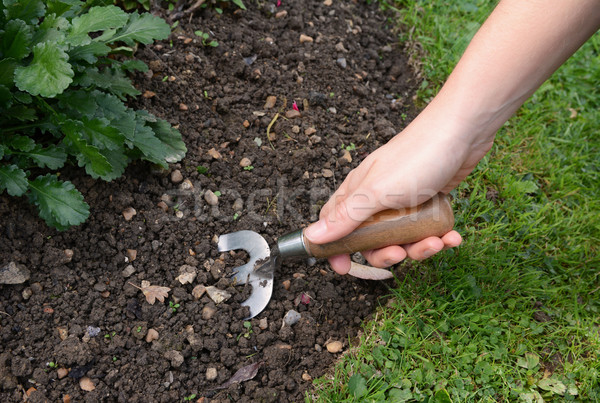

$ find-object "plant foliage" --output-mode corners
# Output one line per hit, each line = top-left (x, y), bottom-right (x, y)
(0, 0), (187, 230)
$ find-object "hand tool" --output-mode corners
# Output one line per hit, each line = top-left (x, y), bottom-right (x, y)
(218, 193), (454, 319)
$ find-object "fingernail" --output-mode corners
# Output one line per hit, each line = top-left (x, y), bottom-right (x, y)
(383, 259), (395, 267)
(423, 248), (439, 258)
(304, 220), (327, 241)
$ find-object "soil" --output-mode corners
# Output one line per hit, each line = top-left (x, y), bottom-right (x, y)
(0, 1), (419, 401)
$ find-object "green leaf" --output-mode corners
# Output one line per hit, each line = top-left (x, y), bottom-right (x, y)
(28, 174), (89, 230)
(120, 59), (148, 72)
(24, 144), (67, 169)
(347, 374), (367, 399)
(14, 41), (74, 97)
(75, 67), (139, 99)
(94, 147), (128, 181)
(68, 41), (110, 63)
(231, 0), (246, 10)
(0, 19), (32, 60)
(45, 0), (77, 16)
(6, 134), (35, 151)
(0, 164), (28, 196)
(0, 58), (18, 86)
(2, 104), (37, 121)
(433, 389), (453, 403)
(147, 118), (187, 163)
(79, 116), (125, 150)
(32, 13), (68, 45)
(57, 89), (98, 117)
(388, 388), (412, 402)
(62, 119), (112, 176)
(108, 12), (170, 46)
(537, 378), (567, 395)
(67, 5), (128, 46)
(516, 353), (540, 370)
(3, 0), (46, 24)
(130, 118), (167, 166)
(0, 84), (11, 107)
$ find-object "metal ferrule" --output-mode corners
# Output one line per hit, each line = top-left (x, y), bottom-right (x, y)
(276, 229), (309, 259)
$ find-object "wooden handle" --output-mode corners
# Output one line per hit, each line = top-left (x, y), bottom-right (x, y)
(303, 193), (454, 258)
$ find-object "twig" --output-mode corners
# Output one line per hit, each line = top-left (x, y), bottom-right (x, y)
(266, 113), (279, 149)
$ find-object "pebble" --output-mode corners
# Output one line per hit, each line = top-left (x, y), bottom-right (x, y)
(146, 328), (159, 343)
(243, 120), (250, 128)
(176, 265), (196, 285)
(314, 344), (322, 352)
(309, 135), (322, 144)
(304, 127), (317, 136)
(64, 249), (74, 262)
(122, 207), (136, 221)
(302, 372), (312, 381)
(283, 310), (301, 326)
(275, 10), (288, 18)
(339, 149), (352, 165)
(179, 103), (188, 111)
(180, 179), (193, 190)
(192, 284), (206, 299)
(336, 57), (347, 69)
(22, 288), (33, 300)
(239, 157), (252, 167)
(299, 34), (313, 43)
(323, 0), (332, 5)
(322, 169), (334, 178)
(0, 262), (30, 284)
(264, 95), (277, 109)
(207, 148), (222, 159)
(335, 42), (347, 52)
(170, 169), (183, 183)
(202, 306), (216, 320)
(205, 286), (231, 304)
(57, 327), (68, 341)
(204, 190), (219, 206)
(258, 318), (268, 330)
(206, 367), (218, 381)
(282, 280), (291, 290)
(57, 368), (69, 379)
(157, 201), (168, 212)
(142, 90), (156, 98)
(185, 54), (195, 62)
(285, 109), (301, 119)
(291, 125), (300, 134)
(326, 341), (343, 353)
(79, 377), (95, 392)
(164, 350), (184, 368)
(232, 198), (244, 212)
(126, 249), (137, 262)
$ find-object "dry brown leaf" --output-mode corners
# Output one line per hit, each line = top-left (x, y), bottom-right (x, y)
(129, 282), (171, 305)
(214, 362), (263, 390)
(348, 261), (394, 280)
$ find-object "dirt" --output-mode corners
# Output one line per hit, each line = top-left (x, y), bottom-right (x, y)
(0, 1), (419, 401)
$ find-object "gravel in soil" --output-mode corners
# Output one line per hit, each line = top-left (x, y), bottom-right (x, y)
(0, 1), (418, 401)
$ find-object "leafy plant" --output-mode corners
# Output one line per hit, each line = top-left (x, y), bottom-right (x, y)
(0, 1), (187, 230)
(169, 300), (180, 312)
(194, 30), (218, 47)
(200, 0), (246, 14)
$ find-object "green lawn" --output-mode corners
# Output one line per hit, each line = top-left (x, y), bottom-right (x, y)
(311, 1), (599, 401)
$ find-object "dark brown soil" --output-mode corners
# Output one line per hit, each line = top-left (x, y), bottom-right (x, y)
(0, 1), (418, 401)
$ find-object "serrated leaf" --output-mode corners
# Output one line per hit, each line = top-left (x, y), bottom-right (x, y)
(348, 374), (367, 399)
(14, 41), (74, 97)
(45, 0), (76, 16)
(67, 5), (128, 46)
(27, 174), (89, 230)
(57, 89), (97, 117)
(0, 84), (11, 107)
(32, 13), (68, 44)
(93, 91), (137, 141)
(120, 59), (148, 72)
(108, 12), (170, 46)
(0, 58), (18, 86)
(131, 118), (167, 167)
(62, 119), (112, 176)
(68, 41), (110, 63)
(3, 0), (46, 24)
(0, 19), (33, 60)
(78, 116), (125, 150)
(131, 282), (171, 305)
(2, 104), (37, 121)
(6, 134), (35, 151)
(75, 66), (139, 99)
(94, 147), (127, 181)
(24, 144), (67, 169)
(0, 164), (28, 196)
(147, 118), (187, 163)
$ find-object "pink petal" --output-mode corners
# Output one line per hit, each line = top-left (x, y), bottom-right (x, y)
(277, 0), (281, 6)
(292, 101), (299, 111)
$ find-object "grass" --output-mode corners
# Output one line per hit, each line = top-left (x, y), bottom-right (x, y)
(311, 0), (599, 401)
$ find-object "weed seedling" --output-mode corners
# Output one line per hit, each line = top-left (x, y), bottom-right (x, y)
(237, 321), (253, 340)
(183, 394), (197, 401)
(136, 326), (142, 333)
(243, 166), (254, 171)
(341, 143), (357, 151)
(194, 30), (219, 47)
(169, 300), (180, 313)
(197, 165), (209, 175)
(233, 212), (240, 220)
(47, 362), (58, 369)
(104, 331), (116, 339)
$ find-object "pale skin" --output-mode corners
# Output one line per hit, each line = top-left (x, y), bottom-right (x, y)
(304, 0), (600, 275)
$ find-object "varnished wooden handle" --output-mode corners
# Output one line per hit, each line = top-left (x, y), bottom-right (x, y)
(303, 193), (454, 258)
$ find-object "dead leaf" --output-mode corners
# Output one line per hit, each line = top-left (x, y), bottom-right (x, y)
(129, 282), (171, 305)
(348, 261), (393, 280)
(214, 362), (263, 390)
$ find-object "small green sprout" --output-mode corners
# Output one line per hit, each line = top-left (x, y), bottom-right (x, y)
(233, 212), (240, 220)
(112, 356), (118, 362)
(197, 165), (209, 175)
(47, 361), (58, 369)
(341, 143), (357, 151)
(194, 30), (219, 47)
(213, 190), (221, 197)
(169, 300), (180, 313)
(136, 326), (142, 333)
(237, 321), (253, 340)
(243, 166), (254, 171)
(104, 331), (116, 339)
(184, 394), (197, 401)
(162, 75), (169, 82)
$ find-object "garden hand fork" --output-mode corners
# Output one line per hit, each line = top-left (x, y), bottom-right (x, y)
(218, 193), (454, 319)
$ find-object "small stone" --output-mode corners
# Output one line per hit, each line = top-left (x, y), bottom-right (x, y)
(239, 157), (252, 167)
(57, 327), (68, 341)
(201, 306), (216, 320)
(180, 179), (194, 190)
(292, 273), (305, 279)
(302, 372), (312, 381)
(126, 249), (137, 262)
(285, 109), (301, 119)
(275, 10), (288, 18)
(63, 394), (71, 403)
(146, 328), (159, 343)
(291, 125), (300, 134)
(164, 350), (184, 368)
(179, 103), (188, 111)
(299, 34), (313, 44)
(170, 169), (183, 183)
(142, 90), (156, 98)
(184, 37), (193, 44)
(322, 169), (334, 178)
(243, 120), (250, 128)
(282, 280), (291, 290)
(326, 340), (343, 353)
(204, 190), (219, 206)
(177, 265), (196, 285)
(207, 148), (222, 159)
(64, 249), (74, 262)
(205, 286), (231, 304)
(148, 60), (162, 71)
(336, 57), (347, 69)
(192, 284), (206, 299)
(122, 265), (135, 278)
(335, 42), (347, 52)
(0, 262), (30, 284)
(43, 306), (54, 314)
(283, 310), (301, 326)
(22, 288), (33, 300)
(264, 96), (277, 109)
(185, 54), (195, 62)
(258, 318), (268, 330)
(101, 291), (110, 298)
(122, 207), (136, 221)
(323, 0), (332, 5)
(339, 149), (352, 165)
(79, 377), (95, 392)
(57, 368), (69, 379)
(168, 76), (176, 82)
(309, 135), (321, 144)
(157, 201), (169, 212)
(233, 198), (244, 212)
(314, 344), (322, 352)
(206, 367), (218, 381)
(175, 210), (184, 218)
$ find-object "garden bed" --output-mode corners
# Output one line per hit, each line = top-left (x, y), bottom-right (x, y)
(0, 1), (419, 401)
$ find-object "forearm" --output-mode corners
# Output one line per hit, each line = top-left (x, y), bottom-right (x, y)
(426, 0), (600, 146)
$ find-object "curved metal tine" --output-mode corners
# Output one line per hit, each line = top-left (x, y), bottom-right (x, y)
(241, 277), (273, 319)
(217, 230), (270, 285)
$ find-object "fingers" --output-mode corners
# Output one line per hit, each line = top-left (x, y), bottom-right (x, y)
(362, 245), (407, 268)
(327, 254), (352, 275)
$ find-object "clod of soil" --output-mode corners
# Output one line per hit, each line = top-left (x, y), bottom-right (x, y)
(0, 1), (418, 401)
